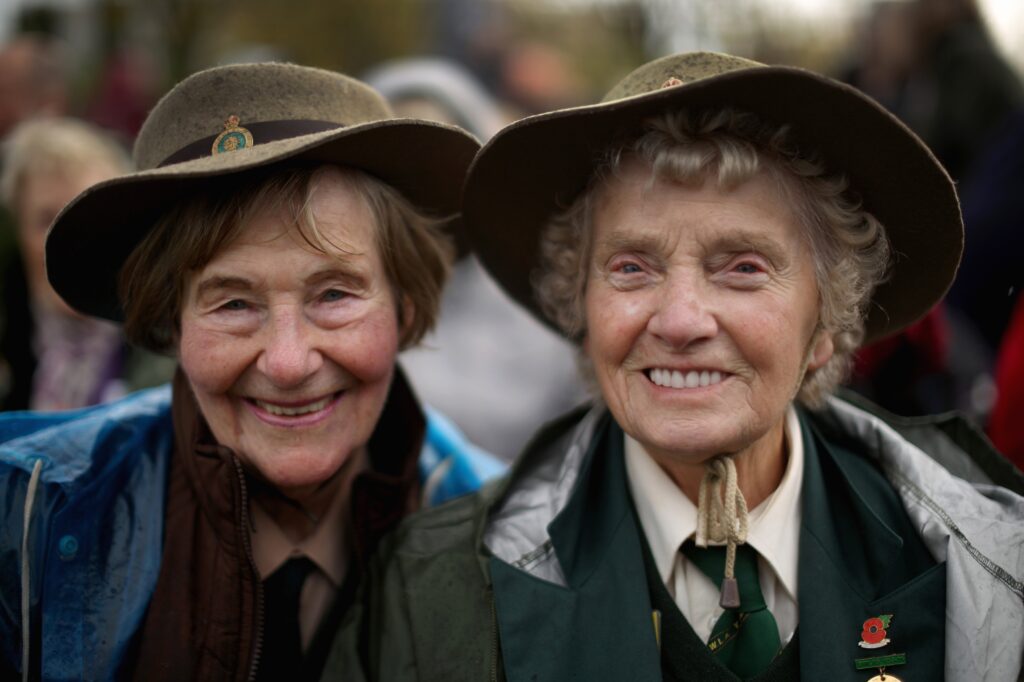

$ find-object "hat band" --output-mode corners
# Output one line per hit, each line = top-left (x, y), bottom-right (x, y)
(157, 119), (344, 167)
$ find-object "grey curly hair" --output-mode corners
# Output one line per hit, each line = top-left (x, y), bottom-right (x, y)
(534, 109), (891, 407)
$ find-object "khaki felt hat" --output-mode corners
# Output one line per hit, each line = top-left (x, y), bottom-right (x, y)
(46, 62), (480, 321)
(462, 51), (963, 343)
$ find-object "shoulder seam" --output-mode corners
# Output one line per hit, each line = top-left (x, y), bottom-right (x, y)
(888, 466), (1024, 600)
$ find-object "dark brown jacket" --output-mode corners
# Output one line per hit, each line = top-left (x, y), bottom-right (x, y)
(130, 369), (424, 681)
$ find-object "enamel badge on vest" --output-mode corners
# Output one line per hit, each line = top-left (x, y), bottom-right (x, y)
(854, 614), (907, 682)
(859, 615), (892, 648)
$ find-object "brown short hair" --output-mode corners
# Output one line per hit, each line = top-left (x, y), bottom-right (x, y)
(119, 164), (453, 353)
(535, 109), (892, 407)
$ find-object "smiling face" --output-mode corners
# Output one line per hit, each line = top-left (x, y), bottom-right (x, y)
(583, 159), (833, 474)
(177, 168), (401, 502)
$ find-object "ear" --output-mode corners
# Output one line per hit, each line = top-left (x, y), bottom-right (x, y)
(806, 329), (834, 371)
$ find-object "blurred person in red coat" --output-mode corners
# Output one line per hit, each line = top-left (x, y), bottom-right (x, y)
(989, 297), (1024, 468)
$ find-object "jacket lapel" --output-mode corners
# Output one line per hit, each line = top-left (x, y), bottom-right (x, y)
(490, 417), (662, 682)
(798, 411), (945, 681)
(492, 408), (946, 682)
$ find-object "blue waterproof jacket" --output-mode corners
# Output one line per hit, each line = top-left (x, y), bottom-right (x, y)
(0, 384), (503, 681)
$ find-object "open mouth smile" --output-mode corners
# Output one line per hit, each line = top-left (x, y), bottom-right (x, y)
(245, 391), (343, 425)
(645, 368), (726, 389)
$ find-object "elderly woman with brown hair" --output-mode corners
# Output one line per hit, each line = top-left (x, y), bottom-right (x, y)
(327, 52), (1024, 682)
(0, 62), (499, 681)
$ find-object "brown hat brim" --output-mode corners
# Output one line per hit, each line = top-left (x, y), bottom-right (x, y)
(463, 63), (963, 342)
(47, 118), (478, 321)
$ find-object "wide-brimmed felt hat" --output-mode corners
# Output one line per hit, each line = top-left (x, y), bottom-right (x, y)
(46, 62), (480, 321)
(463, 51), (963, 342)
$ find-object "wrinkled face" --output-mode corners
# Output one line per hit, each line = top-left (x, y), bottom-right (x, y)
(583, 160), (833, 468)
(178, 168), (401, 502)
(18, 165), (119, 314)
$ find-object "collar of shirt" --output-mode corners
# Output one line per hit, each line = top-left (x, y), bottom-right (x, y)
(250, 470), (352, 586)
(624, 406), (804, 603)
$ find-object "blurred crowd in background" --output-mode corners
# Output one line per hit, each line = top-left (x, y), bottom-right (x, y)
(0, 0), (1021, 466)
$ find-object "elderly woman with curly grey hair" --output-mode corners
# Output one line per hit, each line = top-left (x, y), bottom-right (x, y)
(326, 52), (1024, 682)
(534, 107), (891, 409)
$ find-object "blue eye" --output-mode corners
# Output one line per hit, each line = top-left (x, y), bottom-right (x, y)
(222, 299), (248, 311)
(734, 263), (761, 274)
(321, 289), (347, 302)
(621, 263), (643, 274)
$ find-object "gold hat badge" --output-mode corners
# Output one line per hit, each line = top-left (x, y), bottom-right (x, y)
(212, 115), (254, 155)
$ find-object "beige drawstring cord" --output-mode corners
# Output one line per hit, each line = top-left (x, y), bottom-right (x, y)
(695, 454), (749, 608)
(22, 458), (43, 682)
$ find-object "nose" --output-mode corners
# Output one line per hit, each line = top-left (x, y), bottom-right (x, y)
(647, 274), (718, 348)
(256, 307), (324, 388)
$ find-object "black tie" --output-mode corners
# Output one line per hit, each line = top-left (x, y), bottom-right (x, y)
(256, 556), (316, 681)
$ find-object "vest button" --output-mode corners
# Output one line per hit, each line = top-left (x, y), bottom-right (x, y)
(58, 535), (79, 560)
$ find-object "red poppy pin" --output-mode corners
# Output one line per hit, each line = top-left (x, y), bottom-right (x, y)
(858, 614), (893, 649)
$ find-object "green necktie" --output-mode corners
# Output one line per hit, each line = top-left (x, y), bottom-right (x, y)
(682, 541), (782, 679)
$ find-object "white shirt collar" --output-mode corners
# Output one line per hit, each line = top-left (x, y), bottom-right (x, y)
(624, 406), (803, 601)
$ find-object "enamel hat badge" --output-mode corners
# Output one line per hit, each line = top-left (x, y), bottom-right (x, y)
(212, 115), (253, 155)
